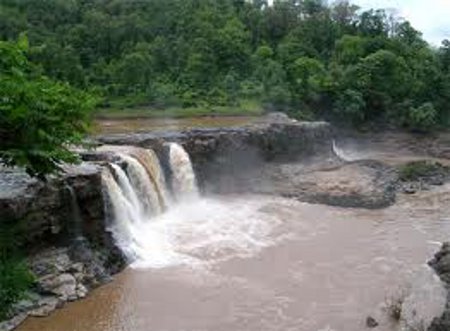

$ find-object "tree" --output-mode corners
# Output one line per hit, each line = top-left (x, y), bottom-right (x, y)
(291, 56), (326, 102)
(404, 102), (437, 131)
(334, 89), (365, 123)
(0, 0), (447, 130)
(0, 37), (96, 178)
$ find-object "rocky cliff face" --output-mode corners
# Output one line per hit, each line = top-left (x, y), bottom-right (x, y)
(96, 121), (335, 191)
(0, 164), (109, 251)
(0, 164), (125, 331)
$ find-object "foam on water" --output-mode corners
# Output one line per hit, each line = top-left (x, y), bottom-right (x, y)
(130, 197), (282, 269)
(102, 143), (282, 269)
(97, 143), (449, 331)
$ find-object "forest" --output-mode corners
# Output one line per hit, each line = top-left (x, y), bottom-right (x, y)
(1, 0), (450, 129)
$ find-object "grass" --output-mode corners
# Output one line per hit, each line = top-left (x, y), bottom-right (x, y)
(95, 100), (265, 119)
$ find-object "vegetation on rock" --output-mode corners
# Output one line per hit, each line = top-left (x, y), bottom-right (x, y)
(398, 161), (448, 182)
(0, 219), (34, 320)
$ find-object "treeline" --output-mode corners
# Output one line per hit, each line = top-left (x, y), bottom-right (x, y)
(1, 0), (449, 129)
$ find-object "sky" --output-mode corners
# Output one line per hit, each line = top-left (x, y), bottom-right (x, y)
(352, 0), (450, 46)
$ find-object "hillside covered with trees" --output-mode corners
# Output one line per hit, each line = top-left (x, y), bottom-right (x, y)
(1, 0), (449, 129)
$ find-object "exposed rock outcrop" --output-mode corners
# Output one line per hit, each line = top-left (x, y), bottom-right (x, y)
(95, 121), (335, 189)
(428, 243), (450, 331)
(0, 164), (125, 331)
(397, 161), (450, 194)
(0, 164), (104, 248)
(0, 247), (117, 331)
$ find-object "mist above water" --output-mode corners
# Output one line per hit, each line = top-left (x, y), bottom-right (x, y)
(101, 143), (284, 269)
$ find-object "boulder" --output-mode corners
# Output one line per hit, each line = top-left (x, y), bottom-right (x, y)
(29, 297), (60, 317)
(428, 243), (450, 331)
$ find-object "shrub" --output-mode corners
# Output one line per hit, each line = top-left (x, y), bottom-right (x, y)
(0, 219), (34, 320)
(398, 161), (446, 181)
(0, 259), (35, 319)
(334, 89), (366, 123)
(405, 102), (437, 131)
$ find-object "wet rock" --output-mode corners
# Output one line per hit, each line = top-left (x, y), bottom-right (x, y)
(429, 243), (450, 285)
(398, 161), (450, 194)
(52, 274), (77, 300)
(428, 243), (450, 331)
(214, 159), (397, 209)
(29, 297), (60, 317)
(0, 313), (27, 331)
(76, 284), (88, 299)
(68, 262), (84, 274)
(13, 299), (35, 314)
(0, 163), (106, 251)
(366, 316), (379, 328)
(5, 246), (116, 325)
(403, 183), (418, 194)
(428, 311), (450, 331)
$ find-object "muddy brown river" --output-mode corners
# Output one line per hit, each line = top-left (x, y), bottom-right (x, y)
(18, 188), (450, 331)
(17, 119), (450, 331)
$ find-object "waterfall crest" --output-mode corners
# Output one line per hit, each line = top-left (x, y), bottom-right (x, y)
(101, 143), (199, 264)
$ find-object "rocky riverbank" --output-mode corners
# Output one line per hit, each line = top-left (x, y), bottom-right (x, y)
(428, 243), (450, 331)
(0, 165), (125, 331)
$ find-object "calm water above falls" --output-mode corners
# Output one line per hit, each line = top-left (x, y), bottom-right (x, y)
(94, 116), (262, 134)
(18, 183), (450, 331)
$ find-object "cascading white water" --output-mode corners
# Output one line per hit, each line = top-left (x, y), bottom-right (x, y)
(102, 148), (174, 262)
(168, 142), (198, 200)
(101, 143), (280, 268)
(101, 143), (202, 266)
(332, 140), (352, 162)
(131, 149), (170, 208)
(119, 154), (163, 215)
(102, 168), (143, 260)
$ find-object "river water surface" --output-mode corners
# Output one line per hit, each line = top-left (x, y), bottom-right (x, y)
(19, 188), (450, 331)
(17, 119), (450, 331)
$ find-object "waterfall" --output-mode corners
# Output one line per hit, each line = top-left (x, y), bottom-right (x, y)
(66, 185), (84, 242)
(101, 143), (199, 264)
(131, 149), (170, 208)
(332, 140), (352, 162)
(168, 142), (198, 200)
(119, 154), (163, 215)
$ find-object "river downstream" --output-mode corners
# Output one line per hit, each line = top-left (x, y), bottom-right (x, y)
(18, 188), (449, 331)
(15, 119), (450, 331)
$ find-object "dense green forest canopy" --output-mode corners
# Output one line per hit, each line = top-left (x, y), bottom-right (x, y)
(0, 36), (96, 178)
(1, 0), (449, 129)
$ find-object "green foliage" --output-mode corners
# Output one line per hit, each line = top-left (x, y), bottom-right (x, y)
(398, 161), (447, 181)
(334, 89), (366, 123)
(291, 56), (326, 101)
(0, 37), (97, 178)
(404, 102), (437, 131)
(0, 219), (34, 320)
(0, 0), (448, 129)
(0, 259), (34, 320)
